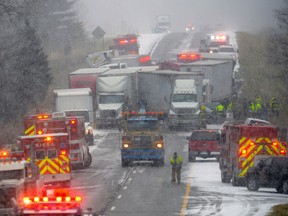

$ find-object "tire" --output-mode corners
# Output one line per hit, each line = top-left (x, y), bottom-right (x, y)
(84, 153), (92, 168)
(221, 171), (231, 183)
(122, 159), (129, 167)
(188, 155), (196, 162)
(246, 176), (260, 191)
(154, 159), (164, 167)
(282, 180), (288, 194)
(231, 169), (239, 186)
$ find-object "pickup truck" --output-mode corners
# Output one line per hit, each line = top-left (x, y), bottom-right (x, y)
(187, 129), (221, 162)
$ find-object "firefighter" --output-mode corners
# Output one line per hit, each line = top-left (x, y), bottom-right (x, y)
(199, 105), (207, 129)
(270, 97), (280, 117)
(248, 100), (255, 117)
(85, 123), (94, 146)
(254, 96), (262, 118)
(216, 103), (225, 123)
(170, 152), (183, 184)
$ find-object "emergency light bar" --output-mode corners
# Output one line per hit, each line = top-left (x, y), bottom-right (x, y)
(139, 55), (151, 63)
(177, 52), (202, 63)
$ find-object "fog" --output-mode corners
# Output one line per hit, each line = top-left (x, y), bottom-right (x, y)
(80, 0), (284, 35)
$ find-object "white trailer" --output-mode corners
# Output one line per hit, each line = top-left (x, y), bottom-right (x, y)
(53, 88), (94, 128)
(177, 59), (234, 102)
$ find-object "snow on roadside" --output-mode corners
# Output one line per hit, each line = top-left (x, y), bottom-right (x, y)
(138, 33), (167, 55)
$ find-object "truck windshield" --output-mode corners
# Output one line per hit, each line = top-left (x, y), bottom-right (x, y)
(191, 131), (218, 140)
(127, 119), (158, 131)
(65, 110), (89, 122)
(0, 170), (24, 180)
(99, 95), (125, 104)
(173, 94), (197, 102)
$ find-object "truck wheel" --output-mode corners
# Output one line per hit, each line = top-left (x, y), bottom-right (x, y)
(246, 176), (260, 191)
(282, 180), (288, 194)
(188, 155), (196, 162)
(154, 159), (164, 167)
(84, 153), (92, 168)
(231, 169), (239, 186)
(122, 159), (129, 167)
(221, 171), (231, 183)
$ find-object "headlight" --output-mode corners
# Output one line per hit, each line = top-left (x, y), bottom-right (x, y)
(123, 143), (129, 148)
(156, 143), (163, 148)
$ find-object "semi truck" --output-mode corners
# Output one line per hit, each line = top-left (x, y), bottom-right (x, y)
(53, 88), (94, 128)
(95, 68), (139, 128)
(153, 15), (171, 33)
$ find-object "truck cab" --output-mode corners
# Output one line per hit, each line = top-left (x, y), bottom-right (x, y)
(0, 156), (41, 215)
(121, 111), (165, 167)
(169, 79), (201, 130)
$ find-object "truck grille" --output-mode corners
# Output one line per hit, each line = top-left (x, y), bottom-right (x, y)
(176, 108), (194, 115)
(100, 110), (116, 118)
(133, 136), (152, 147)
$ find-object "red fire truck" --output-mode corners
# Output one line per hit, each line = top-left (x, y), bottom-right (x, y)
(23, 113), (92, 170)
(19, 133), (72, 188)
(219, 123), (287, 186)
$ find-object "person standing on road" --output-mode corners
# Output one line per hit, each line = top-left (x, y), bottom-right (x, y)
(170, 152), (183, 184)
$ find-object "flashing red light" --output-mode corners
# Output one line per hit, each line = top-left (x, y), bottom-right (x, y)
(241, 149), (247, 155)
(272, 142), (277, 146)
(37, 130), (43, 135)
(2, 151), (8, 157)
(43, 197), (49, 202)
(139, 55), (151, 63)
(177, 52), (202, 62)
(65, 196), (71, 202)
(70, 119), (76, 125)
(56, 197), (62, 202)
(131, 50), (137, 54)
(45, 136), (52, 142)
(130, 38), (137, 43)
(61, 151), (66, 155)
(118, 40), (128, 45)
(216, 35), (226, 41)
(75, 196), (82, 202)
(23, 197), (31, 205)
(250, 142), (255, 146)
(280, 149), (286, 155)
(34, 197), (40, 202)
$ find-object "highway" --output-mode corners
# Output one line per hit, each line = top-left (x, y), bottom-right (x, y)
(71, 129), (288, 216)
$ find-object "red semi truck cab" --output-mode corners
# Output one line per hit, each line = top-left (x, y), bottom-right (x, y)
(187, 129), (221, 162)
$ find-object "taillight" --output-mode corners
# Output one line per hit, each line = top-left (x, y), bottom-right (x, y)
(23, 197), (31, 205)
(75, 196), (82, 202)
(139, 55), (151, 63)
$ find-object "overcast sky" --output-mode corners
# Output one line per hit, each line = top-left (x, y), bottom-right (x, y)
(79, 0), (284, 35)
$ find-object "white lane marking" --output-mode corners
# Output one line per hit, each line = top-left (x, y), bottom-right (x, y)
(123, 186), (127, 190)
(117, 195), (122, 199)
(128, 178), (132, 182)
(118, 167), (135, 185)
(133, 170), (136, 174)
(111, 206), (116, 211)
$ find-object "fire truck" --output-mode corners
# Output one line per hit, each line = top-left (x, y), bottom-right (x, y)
(19, 188), (92, 216)
(110, 34), (139, 55)
(0, 150), (42, 215)
(19, 133), (72, 189)
(120, 111), (165, 167)
(219, 123), (287, 186)
(23, 113), (92, 170)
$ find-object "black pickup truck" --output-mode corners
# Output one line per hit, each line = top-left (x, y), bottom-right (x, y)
(246, 156), (288, 193)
